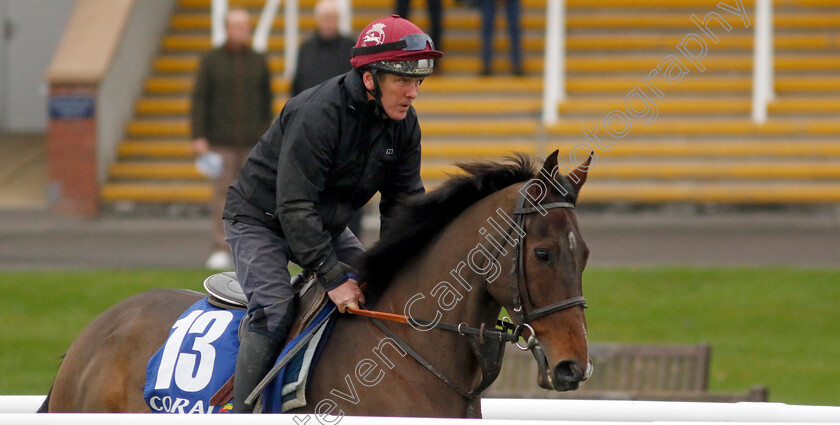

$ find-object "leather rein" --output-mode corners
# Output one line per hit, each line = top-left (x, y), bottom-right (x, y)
(349, 191), (588, 403)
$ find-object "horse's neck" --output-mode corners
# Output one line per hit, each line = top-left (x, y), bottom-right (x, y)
(370, 189), (516, 389)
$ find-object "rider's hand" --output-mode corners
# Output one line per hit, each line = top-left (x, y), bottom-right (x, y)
(327, 278), (365, 314)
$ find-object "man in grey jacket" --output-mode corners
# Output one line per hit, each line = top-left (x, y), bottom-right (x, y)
(222, 15), (442, 413)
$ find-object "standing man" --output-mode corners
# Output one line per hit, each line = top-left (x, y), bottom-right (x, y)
(222, 15), (442, 413)
(191, 8), (274, 270)
(291, 0), (355, 96)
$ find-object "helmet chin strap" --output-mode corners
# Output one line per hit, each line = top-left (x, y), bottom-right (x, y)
(364, 68), (387, 118)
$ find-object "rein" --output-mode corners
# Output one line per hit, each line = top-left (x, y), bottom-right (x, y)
(347, 306), (521, 343)
(351, 190), (588, 407)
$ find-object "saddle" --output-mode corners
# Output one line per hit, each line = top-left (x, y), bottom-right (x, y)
(203, 271), (329, 344)
(203, 270), (330, 408)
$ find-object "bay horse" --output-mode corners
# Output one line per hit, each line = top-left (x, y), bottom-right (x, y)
(42, 151), (591, 418)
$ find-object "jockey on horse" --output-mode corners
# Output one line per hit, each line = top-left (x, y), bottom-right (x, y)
(221, 15), (443, 413)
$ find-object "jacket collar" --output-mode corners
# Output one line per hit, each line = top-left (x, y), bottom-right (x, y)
(342, 69), (380, 118)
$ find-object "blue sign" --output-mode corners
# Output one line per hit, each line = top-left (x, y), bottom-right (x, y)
(49, 95), (95, 119)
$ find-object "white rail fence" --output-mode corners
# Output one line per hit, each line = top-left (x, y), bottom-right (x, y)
(4, 396), (840, 423)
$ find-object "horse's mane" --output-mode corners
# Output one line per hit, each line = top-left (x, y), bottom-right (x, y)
(359, 154), (536, 304)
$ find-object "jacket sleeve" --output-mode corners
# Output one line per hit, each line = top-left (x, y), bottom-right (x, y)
(274, 103), (348, 291)
(190, 53), (211, 139)
(379, 118), (425, 236)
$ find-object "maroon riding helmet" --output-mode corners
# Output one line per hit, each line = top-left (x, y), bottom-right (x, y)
(351, 15), (443, 77)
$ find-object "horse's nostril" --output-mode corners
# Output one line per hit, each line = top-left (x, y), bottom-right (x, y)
(554, 360), (584, 383)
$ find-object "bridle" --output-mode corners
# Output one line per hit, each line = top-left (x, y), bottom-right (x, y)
(505, 191), (588, 350)
(356, 188), (588, 410)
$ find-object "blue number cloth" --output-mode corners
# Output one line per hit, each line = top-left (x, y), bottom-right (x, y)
(144, 297), (334, 413)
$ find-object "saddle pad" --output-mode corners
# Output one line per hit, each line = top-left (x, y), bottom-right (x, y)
(264, 300), (336, 412)
(144, 298), (335, 414)
(144, 298), (246, 413)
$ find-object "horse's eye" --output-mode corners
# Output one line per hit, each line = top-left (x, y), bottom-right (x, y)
(534, 248), (552, 264)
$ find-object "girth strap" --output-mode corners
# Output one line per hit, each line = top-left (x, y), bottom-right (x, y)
(369, 317), (480, 400)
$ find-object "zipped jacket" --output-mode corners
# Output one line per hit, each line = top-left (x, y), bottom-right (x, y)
(224, 69), (424, 289)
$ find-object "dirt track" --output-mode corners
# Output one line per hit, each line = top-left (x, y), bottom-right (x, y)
(0, 209), (837, 270)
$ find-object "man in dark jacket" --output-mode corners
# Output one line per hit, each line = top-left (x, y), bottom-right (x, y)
(291, 0), (355, 96)
(222, 15), (442, 413)
(191, 8), (273, 270)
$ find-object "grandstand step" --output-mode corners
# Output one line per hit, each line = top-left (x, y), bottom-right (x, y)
(215, 0), (840, 9)
(136, 97), (288, 116)
(560, 140), (840, 158)
(776, 76), (840, 94)
(118, 140), (193, 159)
(151, 54), (751, 75)
(414, 97), (541, 115)
(558, 96), (751, 116)
(588, 160), (840, 180)
(415, 76), (543, 94)
(135, 96), (538, 117)
(126, 118), (540, 138)
(101, 181), (840, 205)
(127, 120), (189, 138)
(144, 75), (541, 95)
(577, 182), (840, 204)
(169, 13), (547, 33)
(146, 76), (290, 94)
(422, 141), (538, 158)
(110, 162), (204, 180)
(163, 34), (555, 53)
(770, 97), (840, 115)
(564, 12), (840, 30)
(115, 140), (840, 162)
(102, 183), (212, 203)
(567, 76), (751, 94)
(421, 119), (538, 137)
(174, 0), (837, 10)
(421, 159), (840, 181)
(548, 119), (840, 138)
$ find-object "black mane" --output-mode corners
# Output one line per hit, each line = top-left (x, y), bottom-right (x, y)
(359, 154), (536, 304)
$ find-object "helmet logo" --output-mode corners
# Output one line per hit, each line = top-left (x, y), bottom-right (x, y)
(362, 23), (386, 46)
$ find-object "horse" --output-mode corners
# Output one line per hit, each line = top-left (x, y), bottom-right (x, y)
(41, 150), (591, 418)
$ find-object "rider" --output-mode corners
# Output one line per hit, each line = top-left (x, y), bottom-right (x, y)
(222, 15), (442, 413)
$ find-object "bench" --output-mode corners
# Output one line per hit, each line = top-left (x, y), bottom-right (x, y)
(484, 343), (769, 402)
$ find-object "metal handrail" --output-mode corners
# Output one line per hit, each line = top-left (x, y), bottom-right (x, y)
(752, 0), (774, 124)
(542, 0), (566, 126)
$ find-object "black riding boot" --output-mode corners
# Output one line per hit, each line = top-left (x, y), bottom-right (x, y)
(233, 331), (282, 413)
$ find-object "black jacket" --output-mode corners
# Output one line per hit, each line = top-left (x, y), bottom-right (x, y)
(224, 69), (424, 289)
(291, 33), (355, 97)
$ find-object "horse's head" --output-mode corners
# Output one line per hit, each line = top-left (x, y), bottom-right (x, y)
(488, 150), (591, 392)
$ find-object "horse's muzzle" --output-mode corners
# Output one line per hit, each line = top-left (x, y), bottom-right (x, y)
(550, 360), (585, 391)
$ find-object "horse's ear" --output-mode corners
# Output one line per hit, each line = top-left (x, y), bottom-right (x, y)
(568, 152), (593, 194)
(539, 150), (560, 184)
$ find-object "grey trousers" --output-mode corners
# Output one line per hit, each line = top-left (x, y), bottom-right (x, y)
(223, 219), (364, 340)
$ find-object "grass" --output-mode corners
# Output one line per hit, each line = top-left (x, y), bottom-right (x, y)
(582, 267), (840, 406)
(1, 267), (838, 406)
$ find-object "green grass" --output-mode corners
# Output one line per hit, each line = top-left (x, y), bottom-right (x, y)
(1, 267), (838, 406)
(582, 267), (840, 406)
(0, 269), (208, 395)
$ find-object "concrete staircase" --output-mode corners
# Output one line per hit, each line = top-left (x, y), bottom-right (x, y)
(546, 0), (840, 204)
(102, 0), (840, 211)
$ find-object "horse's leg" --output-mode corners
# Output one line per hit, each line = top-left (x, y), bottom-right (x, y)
(48, 289), (201, 412)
